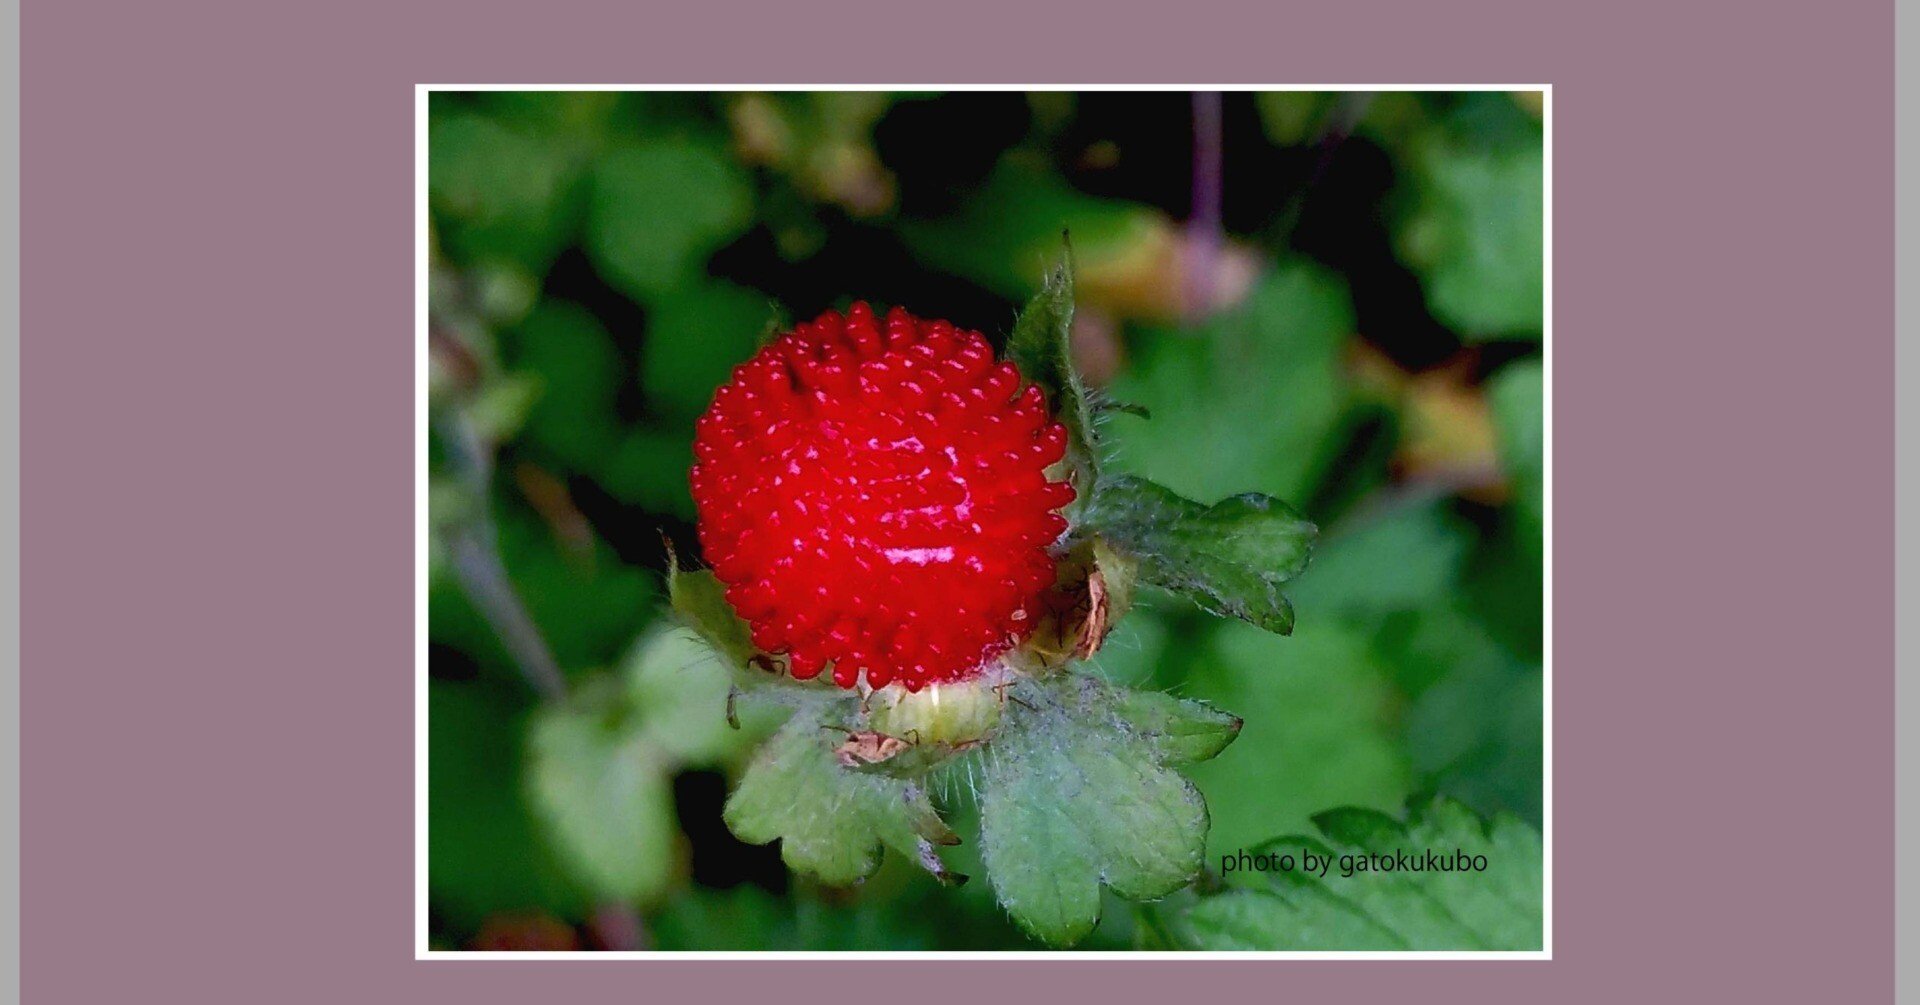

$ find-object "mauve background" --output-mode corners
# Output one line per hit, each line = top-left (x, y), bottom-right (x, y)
(21, 0), (1891, 1000)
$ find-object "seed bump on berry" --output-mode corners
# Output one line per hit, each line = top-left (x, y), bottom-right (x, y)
(691, 303), (1075, 692)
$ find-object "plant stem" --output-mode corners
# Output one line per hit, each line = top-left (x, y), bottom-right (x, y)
(1185, 90), (1224, 322)
(444, 527), (567, 700)
(434, 409), (566, 700)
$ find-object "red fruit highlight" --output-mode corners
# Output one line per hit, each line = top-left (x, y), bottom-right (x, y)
(691, 303), (1075, 692)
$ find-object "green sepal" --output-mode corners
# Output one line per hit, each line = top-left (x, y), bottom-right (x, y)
(1083, 474), (1316, 635)
(977, 674), (1234, 945)
(723, 702), (963, 887)
(1111, 689), (1243, 766)
(1005, 242), (1100, 510)
(665, 550), (837, 700)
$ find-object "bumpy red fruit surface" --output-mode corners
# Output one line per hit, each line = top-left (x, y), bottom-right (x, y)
(691, 303), (1075, 692)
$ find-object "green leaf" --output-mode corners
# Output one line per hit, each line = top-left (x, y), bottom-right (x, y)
(640, 280), (778, 420)
(666, 561), (843, 706)
(1286, 498), (1472, 622)
(597, 427), (697, 520)
(622, 627), (752, 765)
(1084, 475), (1316, 636)
(586, 139), (754, 301)
(429, 110), (583, 272)
(1164, 798), (1542, 951)
(978, 675), (1218, 945)
(503, 301), (624, 473)
(1376, 599), (1541, 823)
(1182, 620), (1410, 852)
(1111, 689), (1242, 766)
(476, 91), (628, 154)
(525, 623), (788, 907)
(1407, 654), (1543, 826)
(1104, 263), (1356, 504)
(895, 157), (1173, 311)
(1396, 125), (1544, 339)
(1254, 92), (1338, 146)
(524, 680), (678, 905)
(650, 884), (951, 952)
(461, 372), (542, 444)
(1005, 246), (1099, 501)
(667, 564), (757, 670)
(724, 703), (960, 887)
(428, 681), (590, 930)
(1489, 358), (1544, 543)
(1472, 357), (1545, 659)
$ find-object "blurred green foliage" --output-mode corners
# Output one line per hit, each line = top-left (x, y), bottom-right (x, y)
(427, 89), (1544, 951)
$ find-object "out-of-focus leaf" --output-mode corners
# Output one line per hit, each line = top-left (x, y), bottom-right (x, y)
(478, 91), (628, 153)
(1182, 620), (1409, 852)
(429, 681), (590, 930)
(427, 478), (477, 536)
(639, 280), (773, 420)
(587, 139), (754, 301)
(978, 675), (1222, 945)
(598, 429), (696, 520)
(1464, 528), (1545, 664)
(724, 703), (959, 887)
(1105, 263), (1355, 504)
(525, 619), (796, 909)
(1006, 247), (1099, 501)
(504, 302), (623, 473)
(897, 157), (1187, 321)
(1408, 656), (1543, 826)
(1371, 599), (1508, 698)
(1489, 358), (1544, 544)
(729, 92), (899, 216)
(501, 518), (651, 673)
(1396, 125), (1544, 339)
(622, 627), (751, 765)
(526, 679), (679, 904)
(1287, 498), (1472, 622)
(429, 111), (583, 272)
(1160, 798), (1542, 951)
(1351, 91), (1431, 149)
(651, 884), (965, 952)
(1084, 475), (1316, 636)
(431, 258), (540, 333)
(648, 885), (791, 951)
(1468, 358), (1544, 660)
(1254, 92), (1336, 146)
(1367, 596), (1542, 825)
(460, 373), (543, 445)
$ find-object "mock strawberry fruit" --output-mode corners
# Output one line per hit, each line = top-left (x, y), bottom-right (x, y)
(690, 302), (1075, 692)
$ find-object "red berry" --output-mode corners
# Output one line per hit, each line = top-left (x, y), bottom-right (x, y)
(691, 303), (1075, 692)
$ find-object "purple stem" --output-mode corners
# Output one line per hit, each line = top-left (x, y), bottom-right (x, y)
(435, 411), (566, 699)
(1186, 90), (1225, 321)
